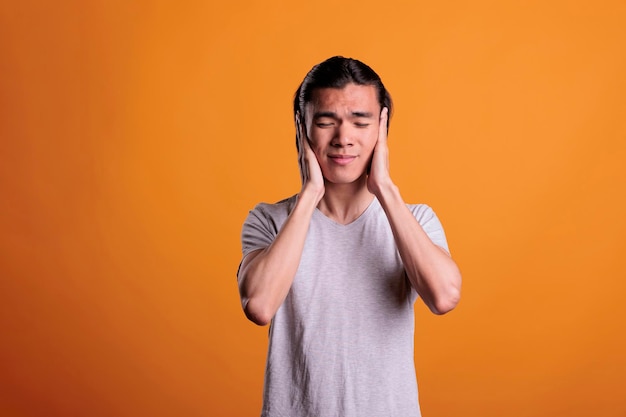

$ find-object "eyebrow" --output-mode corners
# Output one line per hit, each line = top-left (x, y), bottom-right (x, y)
(313, 111), (337, 119)
(313, 111), (374, 119)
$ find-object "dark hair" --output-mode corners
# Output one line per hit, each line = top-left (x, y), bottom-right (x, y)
(293, 56), (393, 151)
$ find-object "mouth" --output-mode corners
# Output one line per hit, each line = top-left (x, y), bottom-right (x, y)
(328, 155), (357, 166)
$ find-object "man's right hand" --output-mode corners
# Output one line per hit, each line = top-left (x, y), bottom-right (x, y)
(296, 115), (325, 204)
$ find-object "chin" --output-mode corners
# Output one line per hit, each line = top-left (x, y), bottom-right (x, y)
(323, 172), (367, 185)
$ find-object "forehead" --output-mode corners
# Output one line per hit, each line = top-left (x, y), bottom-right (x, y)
(307, 83), (379, 114)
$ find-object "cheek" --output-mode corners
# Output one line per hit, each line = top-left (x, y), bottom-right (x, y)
(308, 137), (323, 154)
(308, 132), (329, 154)
(363, 131), (378, 152)
(308, 141), (326, 163)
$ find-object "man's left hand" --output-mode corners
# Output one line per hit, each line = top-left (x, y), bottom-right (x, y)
(367, 107), (394, 197)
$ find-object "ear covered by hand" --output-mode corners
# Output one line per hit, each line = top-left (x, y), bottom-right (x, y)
(296, 113), (325, 202)
(367, 107), (393, 196)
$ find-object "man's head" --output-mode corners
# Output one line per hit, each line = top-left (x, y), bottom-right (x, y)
(293, 56), (393, 153)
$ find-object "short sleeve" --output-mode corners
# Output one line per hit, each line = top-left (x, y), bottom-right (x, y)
(409, 204), (450, 254)
(241, 205), (277, 257)
(240, 197), (295, 259)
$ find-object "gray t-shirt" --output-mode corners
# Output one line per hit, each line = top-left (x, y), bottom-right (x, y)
(241, 195), (449, 417)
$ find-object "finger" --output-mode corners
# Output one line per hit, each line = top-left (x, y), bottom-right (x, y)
(296, 113), (307, 184)
(299, 122), (317, 157)
(298, 117), (314, 156)
(378, 107), (389, 144)
(302, 133), (313, 152)
(302, 135), (316, 170)
(296, 113), (304, 153)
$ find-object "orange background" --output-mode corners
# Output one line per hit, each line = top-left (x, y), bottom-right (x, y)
(1, 1), (625, 416)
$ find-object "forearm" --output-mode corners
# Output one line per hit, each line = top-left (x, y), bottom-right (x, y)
(376, 183), (461, 314)
(238, 190), (319, 325)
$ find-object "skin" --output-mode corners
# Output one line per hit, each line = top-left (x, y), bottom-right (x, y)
(238, 83), (462, 325)
(303, 84), (380, 223)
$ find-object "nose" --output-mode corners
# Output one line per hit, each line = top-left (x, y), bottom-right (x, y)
(331, 123), (353, 147)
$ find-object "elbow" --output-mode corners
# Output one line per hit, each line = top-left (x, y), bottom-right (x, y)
(431, 266), (462, 315)
(431, 284), (461, 315)
(431, 293), (460, 315)
(243, 297), (274, 326)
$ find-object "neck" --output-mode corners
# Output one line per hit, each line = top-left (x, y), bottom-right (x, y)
(317, 175), (374, 225)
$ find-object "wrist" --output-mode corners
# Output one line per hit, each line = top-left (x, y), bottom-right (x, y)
(370, 177), (397, 200)
(373, 181), (400, 205)
(299, 183), (325, 207)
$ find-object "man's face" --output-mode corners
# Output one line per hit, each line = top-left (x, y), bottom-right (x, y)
(304, 83), (381, 185)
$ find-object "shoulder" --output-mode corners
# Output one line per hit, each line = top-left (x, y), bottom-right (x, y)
(244, 195), (298, 231)
(406, 203), (449, 252)
(248, 195), (297, 220)
(240, 195), (298, 255)
(405, 203), (438, 223)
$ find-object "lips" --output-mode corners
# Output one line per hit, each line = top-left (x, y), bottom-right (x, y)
(328, 155), (357, 165)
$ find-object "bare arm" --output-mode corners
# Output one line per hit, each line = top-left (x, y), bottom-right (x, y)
(237, 117), (324, 325)
(368, 108), (462, 314)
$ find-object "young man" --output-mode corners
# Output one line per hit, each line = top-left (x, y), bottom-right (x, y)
(238, 56), (461, 417)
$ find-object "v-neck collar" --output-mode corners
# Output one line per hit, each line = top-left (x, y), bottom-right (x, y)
(313, 197), (379, 229)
